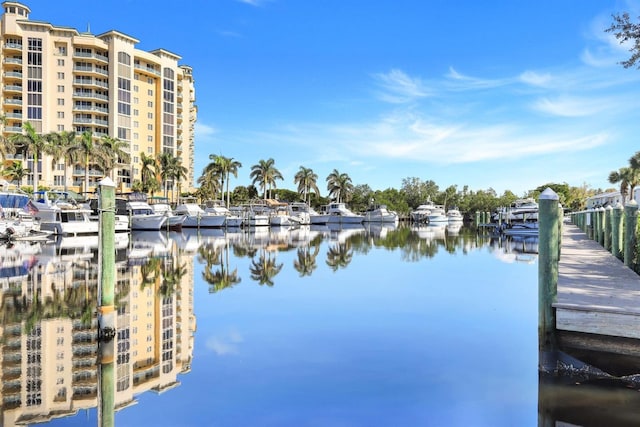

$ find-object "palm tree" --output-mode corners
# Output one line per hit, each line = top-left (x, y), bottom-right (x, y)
(140, 152), (158, 195)
(72, 130), (107, 195)
(608, 167), (635, 204)
(197, 163), (221, 202)
(294, 166), (320, 205)
(0, 115), (13, 162)
(170, 156), (189, 204)
(250, 158), (283, 200)
(4, 161), (29, 187)
(9, 122), (46, 191)
(210, 155), (242, 208)
(326, 169), (354, 203)
(627, 151), (640, 201)
(44, 130), (76, 191)
(100, 135), (131, 183)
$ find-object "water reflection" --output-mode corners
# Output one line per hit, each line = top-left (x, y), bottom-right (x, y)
(0, 223), (544, 425)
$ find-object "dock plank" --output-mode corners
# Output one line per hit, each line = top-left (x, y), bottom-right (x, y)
(554, 224), (640, 339)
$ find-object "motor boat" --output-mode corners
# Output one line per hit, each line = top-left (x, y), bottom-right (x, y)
(362, 204), (399, 224)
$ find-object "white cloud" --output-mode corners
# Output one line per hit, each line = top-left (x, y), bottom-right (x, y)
(195, 122), (218, 139)
(235, 0), (270, 6)
(373, 69), (431, 103)
(519, 71), (553, 87)
(531, 96), (610, 117)
(445, 66), (511, 90)
(206, 328), (244, 356)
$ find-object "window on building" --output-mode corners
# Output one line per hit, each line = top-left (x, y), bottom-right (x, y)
(57, 85), (64, 93)
(57, 72), (64, 79)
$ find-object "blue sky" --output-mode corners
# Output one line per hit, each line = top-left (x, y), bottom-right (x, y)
(31, 0), (640, 196)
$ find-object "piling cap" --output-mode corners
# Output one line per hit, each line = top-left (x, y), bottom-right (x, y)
(627, 199), (638, 208)
(98, 177), (115, 188)
(539, 187), (558, 201)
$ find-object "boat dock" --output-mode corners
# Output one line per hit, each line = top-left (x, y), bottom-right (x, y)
(538, 192), (640, 378)
(555, 223), (640, 339)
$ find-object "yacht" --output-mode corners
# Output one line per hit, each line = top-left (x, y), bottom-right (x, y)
(205, 201), (243, 227)
(446, 208), (464, 223)
(324, 202), (364, 225)
(175, 199), (226, 228)
(149, 197), (185, 230)
(410, 200), (436, 223)
(31, 190), (98, 236)
(427, 204), (448, 224)
(116, 192), (167, 231)
(493, 198), (539, 223)
(309, 205), (331, 225)
(362, 204), (399, 224)
(288, 202), (312, 225)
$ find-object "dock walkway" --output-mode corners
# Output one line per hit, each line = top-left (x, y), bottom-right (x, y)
(555, 223), (640, 339)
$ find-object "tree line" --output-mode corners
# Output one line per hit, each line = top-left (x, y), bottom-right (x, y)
(193, 153), (602, 216)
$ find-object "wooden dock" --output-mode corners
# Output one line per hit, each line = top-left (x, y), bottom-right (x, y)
(554, 223), (640, 340)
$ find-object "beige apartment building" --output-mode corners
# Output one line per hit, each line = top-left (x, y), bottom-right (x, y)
(0, 1), (197, 195)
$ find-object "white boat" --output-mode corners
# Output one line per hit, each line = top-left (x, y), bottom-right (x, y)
(500, 221), (539, 236)
(446, 208), (464, 223)
(116, 192), (167, 231)
(149, 197), (186, 230)
(269, 205), (297, 226)
(324, 202), (364, 225)
(234, 203), (270, 227)
(362, 204), (399, 224)
(427, 204), (448, 224)
(31, 190), (98, 235)
(0, 213), (49, 241)
(175, 202), (227, 228)
(288, 202), (312, 225)
(204, 200), (243, 227)
(309, 205), (331, 225)
(410, 200), (436, 223)
(493, 198), (539, 223)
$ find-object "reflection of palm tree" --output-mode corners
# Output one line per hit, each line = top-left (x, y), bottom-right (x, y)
(201, 240), (241, 293)
(326, 243), (353, 271)
(250, 250), (283, 286)
(160, 260), (186, 298)
(293, 244), (320, 277)
(140, 258), (162, 289)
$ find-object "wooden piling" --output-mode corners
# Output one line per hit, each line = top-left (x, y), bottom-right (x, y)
(97, 177), (116, 427)
(611, 203), (623, 260)
(624, 200), (638, 269)
(538, 188), (560, 360)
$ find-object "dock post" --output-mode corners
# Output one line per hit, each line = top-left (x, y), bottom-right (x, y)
(624, 200), (638, 269)
(597, 207), (605, 246)
(97, 177), (116, 427)
(586, 209), (593, 240)
(604, 206), (613, 251)
(538, 188), (560, 361)
(475, 211), (480, 227)
(611, 203), (623, 260)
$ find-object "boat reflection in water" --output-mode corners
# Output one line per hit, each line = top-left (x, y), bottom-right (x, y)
(0, 223), (532, 425)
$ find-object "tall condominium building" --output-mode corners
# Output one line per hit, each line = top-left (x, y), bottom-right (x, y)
(0, 1), (197, 194)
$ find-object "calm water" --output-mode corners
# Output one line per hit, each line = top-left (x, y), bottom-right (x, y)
(0, 223), (632, 426)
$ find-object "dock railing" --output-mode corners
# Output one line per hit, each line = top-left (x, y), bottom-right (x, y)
(569, 200), (638, 271)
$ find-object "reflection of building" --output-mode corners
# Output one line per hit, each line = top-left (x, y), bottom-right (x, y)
(0, 2), (197, 194)
(0, 236), (195, 424)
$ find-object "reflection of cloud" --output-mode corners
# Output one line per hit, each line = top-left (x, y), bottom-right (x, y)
(207, 328), (244, 355)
